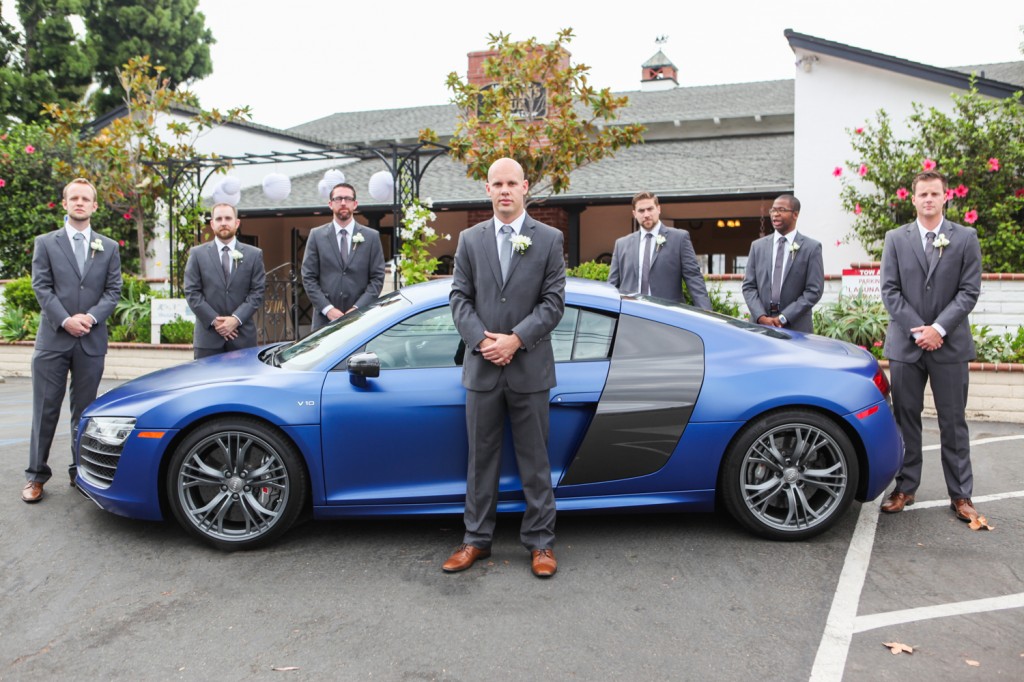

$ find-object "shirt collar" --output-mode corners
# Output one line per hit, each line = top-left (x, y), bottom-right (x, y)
(640, 222), (662, 238)
(65, 224), (91, 243)
(494, 212), (526, 235)
(334, 218), (355, 233)
(216, 238), (238, 252)
(917, 220), (941, 238)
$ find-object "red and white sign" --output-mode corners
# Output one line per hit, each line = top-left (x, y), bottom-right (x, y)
(842, 268), (881, 299)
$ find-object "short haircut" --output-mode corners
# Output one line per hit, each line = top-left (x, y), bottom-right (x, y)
(775, 194), (801, 213)
(63, 177), (97, 201)
(210, 202), (238, 219)
(331, 182), (357, 201)
(632, 191), (659, 209)
(912, 170), (948, 192)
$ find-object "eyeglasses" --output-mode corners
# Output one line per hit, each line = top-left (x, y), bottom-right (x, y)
(768, 207), (794, 214)
(330, 196), (356, 203)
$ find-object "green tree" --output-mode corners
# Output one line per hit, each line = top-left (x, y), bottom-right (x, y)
(838, 84), (1024, 272)
(0, 0), (94, 124)
(43, 56), (250, 274)
(421, 28), (645, 200)
(84, 0), (214, 114)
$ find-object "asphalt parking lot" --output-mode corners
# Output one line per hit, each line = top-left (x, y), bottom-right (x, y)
(1, 376), (1021, 681)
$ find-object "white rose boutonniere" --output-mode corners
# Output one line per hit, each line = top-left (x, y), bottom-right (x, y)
(789, 241), (800, 254)
(655, 234), (667, 251)
(351, 232), (365, 250)
(933, 233), (950, 257)
(510, 234), (532, 254)
(231, 249), (243, 262)
(90, 238), (103, 258)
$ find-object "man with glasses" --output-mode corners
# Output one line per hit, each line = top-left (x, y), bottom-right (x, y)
(741, 194), (823, 333)
(301, 183), (385, 331)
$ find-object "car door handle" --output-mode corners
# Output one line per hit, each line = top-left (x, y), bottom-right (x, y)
(550, 392), (601, 405)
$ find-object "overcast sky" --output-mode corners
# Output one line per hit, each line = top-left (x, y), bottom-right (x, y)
(186, 0), (1023, 130)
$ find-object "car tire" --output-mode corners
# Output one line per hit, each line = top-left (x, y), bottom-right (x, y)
(720, 409), (859, 541)
(166, 417), (309, 550)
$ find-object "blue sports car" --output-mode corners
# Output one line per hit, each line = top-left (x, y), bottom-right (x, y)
(75, 278), (902, 550)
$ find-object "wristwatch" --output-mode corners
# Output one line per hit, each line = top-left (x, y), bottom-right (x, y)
(778, 314), (788, 326)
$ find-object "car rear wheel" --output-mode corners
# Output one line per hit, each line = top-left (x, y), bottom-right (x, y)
(721, 410), (859, 541)
(166, 417), (308, 550)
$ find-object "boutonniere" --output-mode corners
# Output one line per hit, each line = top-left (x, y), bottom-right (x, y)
(655, 234), (667, 251)
(510, 234), (532, 254)
(90, 238), (103, 258)
(789, 241), (800, 254)
(231, 249), (243, 262)
(351, 232), (365, 250)
(933, 233), (950, 256)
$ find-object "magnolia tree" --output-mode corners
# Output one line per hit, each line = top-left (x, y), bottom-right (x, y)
(421, 28), (645, 200)
(837, 85), (1024, 272)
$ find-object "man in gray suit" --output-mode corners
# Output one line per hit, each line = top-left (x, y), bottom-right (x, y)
(879, 170), (983, 523)
(608, 191), (711, 309)
(301, 183), (385, 332)
(445, 157), (566, 578)
(184, 203), (267, 359)
(24, 178), (121, 503)
(741, 195), (824, 333)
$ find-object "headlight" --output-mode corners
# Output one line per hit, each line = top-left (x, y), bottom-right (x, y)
(84, 417), (137, 446)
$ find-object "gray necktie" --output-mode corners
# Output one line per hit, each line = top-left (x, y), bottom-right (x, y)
(770, 237), (787, 305)
(640, 232), (653, 295)
(221, 245), (231, 280)
(498, 224), (513, 282)
(73, 233), (87, 273)
(339, 228), (349, 266)
(925, 231), (937, 268)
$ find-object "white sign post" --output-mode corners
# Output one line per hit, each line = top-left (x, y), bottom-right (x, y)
(150, 299), (196, 344)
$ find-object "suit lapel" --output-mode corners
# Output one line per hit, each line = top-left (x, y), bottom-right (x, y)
(55, 230), (82, 278)
(649, 229), (662, 268)
(782, 233), (800, 281)
(924, 220), (951, 284)
(504, 218), (534, 286)
(624, 231), (641, 289)
(480, 220), (502, 287)
(907, 223), (928, 275)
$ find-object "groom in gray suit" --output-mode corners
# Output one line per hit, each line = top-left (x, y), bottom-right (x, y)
(608, 191), (711, 309)
(879, 170), (983, 523)
(741, 195), (824, 333)
(184, 203), (267, 358)
(24, 178), (121, 503)
(301, 183), (385, 332)
(444, 157), (566, 578)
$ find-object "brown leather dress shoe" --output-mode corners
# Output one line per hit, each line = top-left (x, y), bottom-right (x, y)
(21, 481), (44, 504)
(442, 544), (491, 572)
(951, 498), (978, 522)
(531, 548), (557, 577)
(880, 491), (915, 513)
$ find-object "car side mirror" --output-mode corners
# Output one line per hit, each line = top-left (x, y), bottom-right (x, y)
(348, 352), (380, 387)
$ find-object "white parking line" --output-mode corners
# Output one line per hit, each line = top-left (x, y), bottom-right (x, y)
(905, 489), (1024, 510)
(808, 432), (1024, 682)
(853, 592), (1024, 633)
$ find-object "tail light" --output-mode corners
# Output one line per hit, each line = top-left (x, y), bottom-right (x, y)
(872, 367), (890, 398)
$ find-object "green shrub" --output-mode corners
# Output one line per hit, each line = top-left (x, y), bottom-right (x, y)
(707, 284), (741, 318)
(2, 276), (40, 313)
(971, 324), (1024, 363)
(814, 294), (889, 350)
(0, 306), (40, 341)
(160, 317), (194, 344)
(112, 274), (156, 342)
(567, 261), (609, 281)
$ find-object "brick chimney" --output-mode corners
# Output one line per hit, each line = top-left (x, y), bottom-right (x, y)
(641, 49), (679, 91)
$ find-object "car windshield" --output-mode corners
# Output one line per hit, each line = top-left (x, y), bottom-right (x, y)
(273, 292), (412, 371)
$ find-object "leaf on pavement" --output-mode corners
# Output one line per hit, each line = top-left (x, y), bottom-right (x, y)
(882, 641), (914, 655)
(968, 515), (993, 530)
(272, 666), (300, 672)
(965, 659), (980, 667)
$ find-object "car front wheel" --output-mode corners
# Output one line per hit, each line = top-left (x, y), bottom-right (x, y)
(721, 410), (859, 541)
(166, 418), (308, 550)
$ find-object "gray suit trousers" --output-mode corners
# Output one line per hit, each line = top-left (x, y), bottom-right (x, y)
(28, 344), (105, 483)
(890, 357), (972, 498)
(463, 374), (556, 551)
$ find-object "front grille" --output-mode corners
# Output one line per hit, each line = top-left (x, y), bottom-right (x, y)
(78, 435), (125, 488)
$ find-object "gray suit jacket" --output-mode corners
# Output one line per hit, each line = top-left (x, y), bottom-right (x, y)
(881, 219), (981, 363)
(741, 232), (824, 333)
(32, 228), (122, 356)
(184, 240), (267, 350)
(301, 221), (385, 330)
(607, 225), (711, 309)
(450, 215), (566, 393)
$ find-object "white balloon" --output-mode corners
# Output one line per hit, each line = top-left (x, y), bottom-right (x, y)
(220, 176), (242, 194)
(368, 170), (394, 202)
(322, 168), (346, 187)
(211, 188), (241, 207)
(262, 173), (292, 202)
(317, 178), (332, 200)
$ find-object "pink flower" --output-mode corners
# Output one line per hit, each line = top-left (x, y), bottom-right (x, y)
(1015, 188), (1024, 198)
(896, 187), (909, 200)
(855, 203), (862, 215)
(858, 164), (868, 177)
(854, 127), (864, 134)
(964, 209), (978, 224)
(945, 188), (955, 201)
(24, 144), (35, 154)
(873, 341), (883, 348)
(832, 166), (843, 177)
(123, 212), (132, 220)
(47, 201), (56, 208)
(954, 184), (969, 198)
(0, 178), (5, 188)
(118, 240), (125, 246)
(835, 240), (842, 247)
(988, 157), (1000, 172)
(922, 158), (937, 171)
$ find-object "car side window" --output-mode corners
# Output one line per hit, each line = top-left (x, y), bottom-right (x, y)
(365, 306), (462, 369)
(553, 306), (616, 362)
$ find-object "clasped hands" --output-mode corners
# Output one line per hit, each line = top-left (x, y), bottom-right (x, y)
(912, 325), (943, 352)
(480, 331), (521, 367)
(213, 315), (240, 340)
(63, 314), (94, 338)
